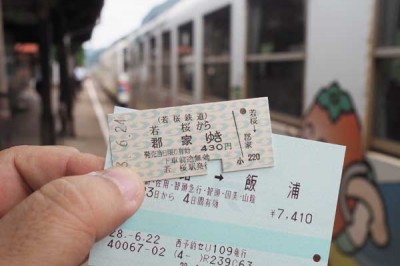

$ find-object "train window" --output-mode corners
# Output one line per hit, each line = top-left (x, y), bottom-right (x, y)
(150, 37), (157, 63)
(130, 42), (137, 69)
(162, 32), (171, 62)
(178, 22), (193, 58)
(247, 0), (305, 120)
(204, 64), (230, 100)
(149, 36), (157, 89)
(161, 32), (171, 89)
(178, 22), (194, 94)
(248, 62), (303, 117)
(373, 0), (400, 156)
(130, 42), (139, 88)
(248, 0), (305, 54)
(204, 6), (230, 57)
(179, 64), (194, 93)
(138, 41), (144, 65)
(203, 6), (231, 100)
(123, 47), (129, 72)
(162, 31), (171, 90)
(377, 0), (400, 47)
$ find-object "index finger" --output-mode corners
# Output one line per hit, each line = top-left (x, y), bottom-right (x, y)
(0, 146), (104, 217)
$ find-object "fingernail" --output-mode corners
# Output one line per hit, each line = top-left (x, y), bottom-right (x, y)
(99, 167), (143, 202)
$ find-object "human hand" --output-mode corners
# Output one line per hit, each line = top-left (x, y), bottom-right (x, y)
(0, 146), (145, 265)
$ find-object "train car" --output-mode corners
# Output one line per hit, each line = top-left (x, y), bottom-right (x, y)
(93, 37), (131, 105)
(94, 0), (400, 265)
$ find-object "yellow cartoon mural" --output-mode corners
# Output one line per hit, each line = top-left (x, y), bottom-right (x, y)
(301, 82), (393, 266)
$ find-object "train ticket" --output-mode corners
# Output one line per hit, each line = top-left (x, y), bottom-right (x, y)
(107, 98), (273, 181)
(88, 107), (345, 266)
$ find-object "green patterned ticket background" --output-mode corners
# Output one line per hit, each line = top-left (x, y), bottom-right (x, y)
(108, 98), (274, 181)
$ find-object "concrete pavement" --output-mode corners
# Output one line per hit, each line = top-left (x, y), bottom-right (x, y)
(1, 79), (113, 158)
(58, 80), (113, 157)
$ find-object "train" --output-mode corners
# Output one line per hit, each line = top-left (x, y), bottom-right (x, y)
(90, 0), (400, 265)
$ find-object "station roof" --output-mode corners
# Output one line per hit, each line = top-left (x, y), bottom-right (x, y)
(2, 0), (104, 49)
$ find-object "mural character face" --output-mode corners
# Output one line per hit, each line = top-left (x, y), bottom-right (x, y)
(301, 83), (363, 169)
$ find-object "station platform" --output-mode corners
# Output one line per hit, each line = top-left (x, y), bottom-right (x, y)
(1, 80), (113, 158)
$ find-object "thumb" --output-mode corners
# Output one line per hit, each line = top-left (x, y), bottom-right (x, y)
(0, 167), (145, 266)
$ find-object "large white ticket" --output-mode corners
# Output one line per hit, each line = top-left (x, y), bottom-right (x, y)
(89, 104), (345, 266)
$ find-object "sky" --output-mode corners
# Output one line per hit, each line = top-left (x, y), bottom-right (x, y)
(84, 0), (165, 50)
